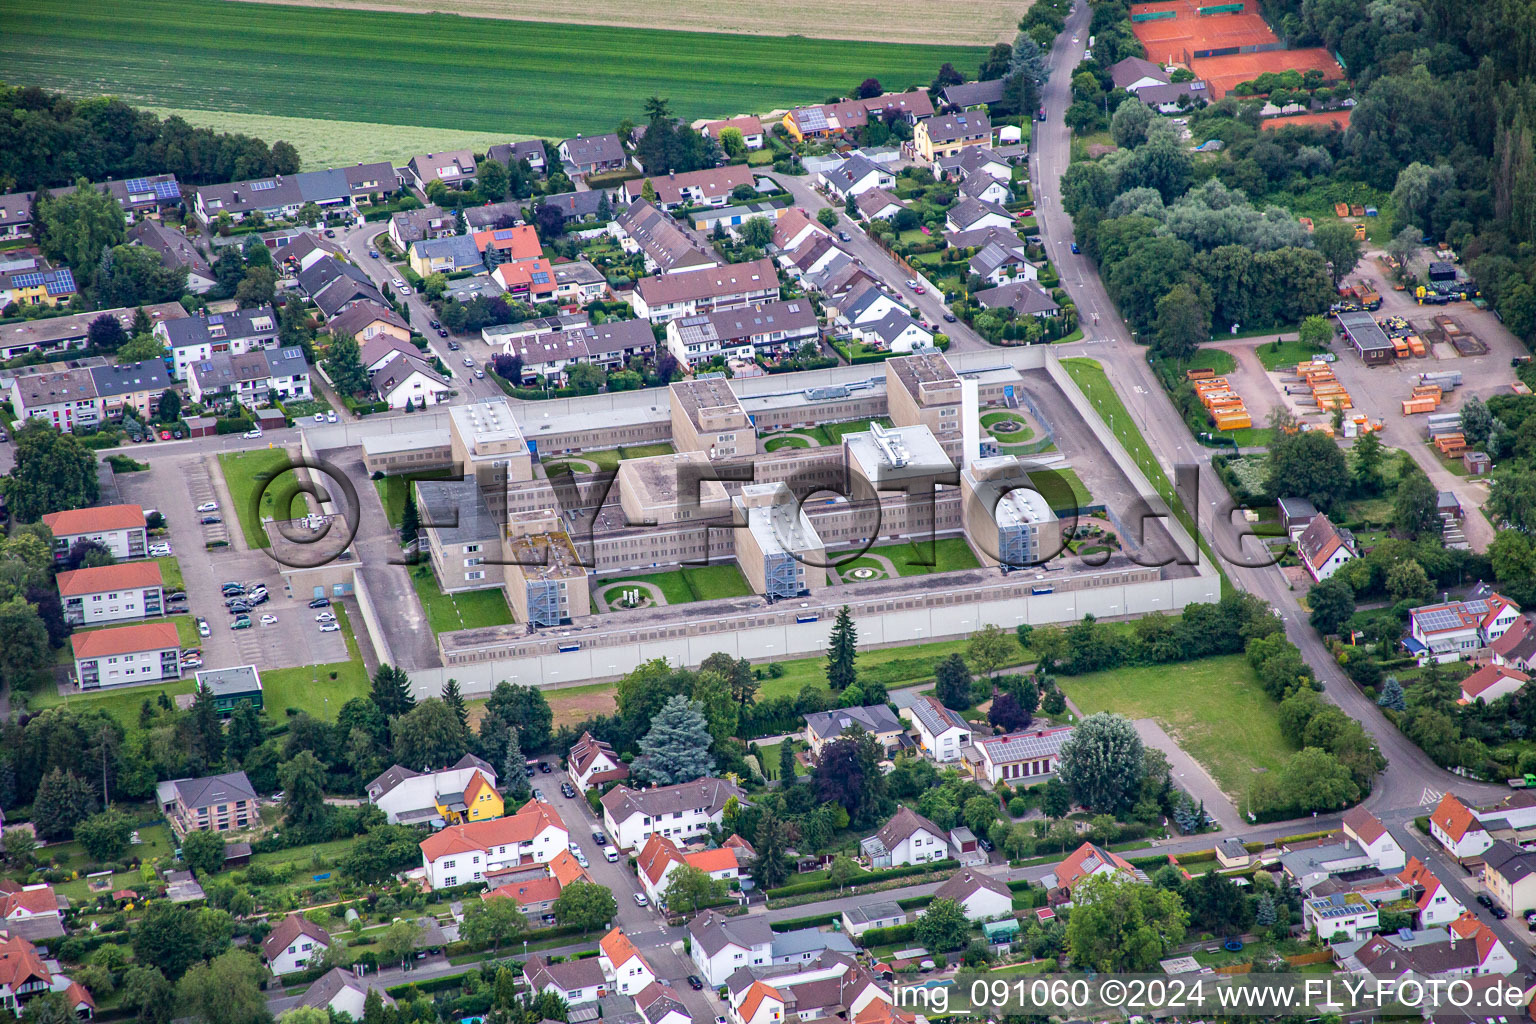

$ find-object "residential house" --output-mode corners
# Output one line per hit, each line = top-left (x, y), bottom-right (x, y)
(0, 260), (76, 307)
(1490, 616), (1536, 673)
(524, 956), (608, 1004)
(360, 335), (419, 374)
(958, 173), (1011, 205)
(1407, 589), (1521, 662)
(601, 777), (747, 851)
(839, 901), (909, 938)
(701, 116), (766, 150)
(974, 280), (1060, 319)
(192, 162), (397, 225)
(859, 807), (949, 868)
(819, 154), (895, 201)
(491, 257), (558, 303)
(1110, 56), (1172, 92)
(769, 928), (857, 966)
(1337, 913), (1517, 978)
(41, 505), (147, 562)
(406, 151), (478, 194)
(600, 928), (657, 996)
(0, 192), (33, 241)
(57, 561), (163, 626)
(690, 910), (774, 986)
(409, 234), (483, 277)
(622, 166), (757, 210)
(783, 235), (853, 280)
(366, 755), (502, 827)
(272, 233), (346, 275)
(155, 304), (280, 379)
(128, 220), (216, 293)
(771, 208), (829, 253)
(1480, 840), (1536, 913)
(853, 189), (904, 221)
(559, 134), (628, 178)
(419, 798), (570, 889)
(0, 884), (64, 943)
(569, 732), (629, 792)
(968, 241), (1036, 287)
(263, 913), (332, 976)
(162, 771), (259, 834)
(0, 932), (94, 1019)
(486, 140), (548, 175)
(1305, 892), (1380, 943)
(936, 146), (1012, 183)
(735, 980), (785, 1024)
(635, 834), (741, 904)
(294, 969), (396, 1019)
(1459, 663), (1530, 705)
(1396, 857), (1464, 927)
(1342, 807), (1406, 872)
(912, 111), (992, 163)
(901, 695), (972, 762)
(1429, 792), (1493, 860)
(665, 299), (818, 367)
(630, 258), (780, 323)
(8, 367), (99, 433)
(805, 259), (880, 306)
(945, 198), (1016, 234)
(500, 318), (655, 383)
(535, 191), (609, 227)
(299, 257), (386, 319)
(933, 868), (1013, 921)
(944, 224), (1024, 251)
(1278, 496), (1320, 536)
(370, 350), (451, 410)
(70, 620), (178, 690)
(326, 301), (410, 344)
(940, 79), (1007, 109)
(0, 301), (186, 362)
(1299, 513), (1356, 582)
(553, 259), (609, 305)
(483, 871), (562, 919)
(89, 361), (173, 422)
(636, 983), (692, 1024)
(972, 725), (1074, 784)
(188, 347), (309, 408)
(263, 346), (311, 403)
(1134, 80), (1211, 112)
(389, 204), (456, 251)
(782, 91), (935, 141)
(847, 308), (932, 353)
(803, 705), (906, 755)
(1046, 841), (1144, 898)
(613, 199), (719, 275)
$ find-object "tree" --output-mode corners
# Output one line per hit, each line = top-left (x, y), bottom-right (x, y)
(75, 807), (133, 862)
(718, 127), (746, 158)
(322, 333), (370, 397)
(1298, 314), (1334, 350)
(180, 828), (227, 877)
(19, 992), (74, 1024)
(855, 78), (883, 99)
(934, 653), (973, 708)
(1393, 470), (1441, 539)
(1351, 431), (1385, 494)
(115, 332), (165, 364)
(827, 605), (858, 691)
(829, 853), (858, 893)
(2, 420), (100, 523)
(190, 683), (225, 769)
(553, 880), (617, 933)
(1009, 35), (1048, 85)
(1307, 577), (1355, 635)
(569, 362), (606, 394)
(1111, 100), (1153, 149)
(964, 793), (999, 836)
(1042, 776), (1072, 818)
(967, 624), (1012, 677)
(816, 208), (838, 228)
(740, 217), (773, 248)
(37, 181), (127, 288)
(479, 159), (510, 201)
(120, 966), (173, 1024)
(1461, 395), (1493, 448)
(88, 313), (130, 353)
(502, 728), (530, 803)
(812, 729), (889, 827)
(1386, 559), (1433, 603)
(1067, 871), (1188, 972)
(1378, 676), (1407, 712)
(2, 829), (36, 871)
(376, 919), (419, 969)
(915, 898), (970, 952)
(233, 265), (276, 308)
(133, 903), (203, 979)
(483, 682), (553, 753)
(1058, 713), (1145, 814)
(1388, 226), (1422, 270)
(777, 739), (798, 785)
(370, 664), (416, 717)
(635, 695), (715, 784)
(461, 895), (527, 954)
(391, 698), (469, 770)
(341, 824), (421, 884)
(32, 767), (97, 840)
(662, 864), (727, 913)
(989, 691), (1032, 731)
(1312, 220), (1362, 285)
(0, 596), (50, 694)
(752, 810), (791, 890)
(226, 700), (266, 763)
(1264, 414), (1349, 511)
(1153, 284), (1209, 361)
(278, 751), (328, 835)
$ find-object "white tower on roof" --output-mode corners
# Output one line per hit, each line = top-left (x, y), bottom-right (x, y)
(962, 377), (980, 469)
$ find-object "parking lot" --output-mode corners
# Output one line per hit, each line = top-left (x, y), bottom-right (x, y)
(116, 453), (351, 673)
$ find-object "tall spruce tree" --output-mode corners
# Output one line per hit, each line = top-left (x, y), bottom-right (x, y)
(401, 487), (420, 546)
(827, 605), (858, 692)
(442, 678), (468, 734)
(503, 729), (530, 803)
(777, 741), (798, 785)
(190, 683), (225, 769)
(635, 694), (715, 785)
(370, 664), (416, 717)
(752, 810), (791, 890)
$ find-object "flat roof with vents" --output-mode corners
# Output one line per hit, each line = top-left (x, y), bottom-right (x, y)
(448, 398), (527, 459)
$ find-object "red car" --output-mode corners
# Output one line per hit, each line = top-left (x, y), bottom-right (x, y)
(913, 284), (926, 294)
(159, 430), (171, 440)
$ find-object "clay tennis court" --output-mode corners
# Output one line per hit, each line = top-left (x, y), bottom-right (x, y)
(1260, 108), (1352, 131)
(1130, 0), (1277, 64)
(1191, 47), (1345, 97)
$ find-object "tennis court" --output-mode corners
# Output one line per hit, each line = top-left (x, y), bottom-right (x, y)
(1190, 47), (1344, 97)
(1260, 109), (1351, 131)
(1130, 0), (1277, 63)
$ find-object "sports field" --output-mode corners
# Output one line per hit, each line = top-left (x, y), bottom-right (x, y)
(1191, 48), (1345, 99)
(1130, 0), (1276, 64)
(0, 0), (988, 141)
(248, 0), (1024, 44)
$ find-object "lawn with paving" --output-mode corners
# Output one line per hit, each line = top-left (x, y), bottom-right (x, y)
(1254, 340), (1329, 371)
(410, 565), (516, 633)
(374, 469), (456, 529)
(2, 0), (987, 140)
(218, 448), (305, 550)
(155, 555), (185, 591)
(1058, 655), (1294, 803)
(840, 537), (982, 576)
(765, 436), (812, 452)
(594, 564), (753, 606)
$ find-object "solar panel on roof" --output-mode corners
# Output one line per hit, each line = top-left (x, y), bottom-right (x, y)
(9, 272), (47, 288)
(797, 107), (829, 132)
(152, 180), (181, 200)
(248, 180), (277, 192)
(494, 229), (515, 240)
(123, 177), (152, 193)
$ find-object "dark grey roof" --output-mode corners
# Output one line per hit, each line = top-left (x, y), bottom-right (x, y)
(487, 141), (547, 168)
(941, 80), (1006, 108)
(1277, 496), (1318, 521)
(804, 704), (904, 741)
(526, 955), (607, 992)
(1484, 840), (1536, 884)
(174, 770), (257, 809)
(327, 300), (407, 338)
(464, 201), (526, 231)
(947, 197), (1015, 231)
(538, 191), (608, 221)
(969, 240), (1028, 278)
(89, 360), (172, 398)
(129, 220), (211, 276)
(823, 154), (884, 194)
(411, 234), (482, 271)
(389, 205), (453, 245)
(560, 134), (626, 168)
(601, 777), (746, 825)
(923, 111), (990, 145)
(1135, 81), (1210, 108)
(872, 806), (947, 851)
(417, 479), (500, 546)
(841, 900), (907, 925)
(688, 909), (774, 957)
(160, 305), (279, 348)
(369, 349), (447, 396)
(861, 310), (930, 347)
(975, 280), (1059, 316)
(553, 259), (605, 287)
(194, 665), (261, 697)
(1110, 56), (1170, 90)
(265, 346), (310, 380)
(298, 968), (396, 1010)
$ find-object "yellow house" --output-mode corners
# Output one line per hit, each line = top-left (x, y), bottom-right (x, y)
(0, 264), (77, 308)
(912, 112), (992, 164)
(434, 769), (504, 825)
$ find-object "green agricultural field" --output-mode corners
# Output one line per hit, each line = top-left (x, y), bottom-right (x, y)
(1, 0), (986, 141)
(1059, 655), (1295, 803)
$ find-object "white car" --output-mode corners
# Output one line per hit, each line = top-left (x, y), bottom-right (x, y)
(260, 614), (278, 625)
(319, 622), (340, 633)
(315, 612), (337, 623)
(568, 841), (582, 854)
(196, 502), (219, 513)
(574, 850), (589, 868)
(463, 356), (475, 367)
(392, 278), (406, 290)
(326, 411), (338, 423)
(633, 893), (648, 907)
(603, 846), (619, 863)
(242, 428), (263, 439)
(314, 412), (325, 422)
(149, 545), (172, 556)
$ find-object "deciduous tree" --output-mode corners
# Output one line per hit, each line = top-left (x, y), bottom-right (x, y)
(553, 880), (617, 933)
(1057, 713), (1144, 814)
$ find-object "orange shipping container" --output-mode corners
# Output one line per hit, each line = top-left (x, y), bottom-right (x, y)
(1334, 202), (1350, 217)
(1186, 367), (1216, 381)
(1402, 398), (1438, 414)
(1214, 412), (1252, 430)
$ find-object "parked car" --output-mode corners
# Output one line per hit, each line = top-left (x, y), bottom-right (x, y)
(196, 502), (219, 513)
(308, 597), (330, 608)
(838, 231), (851, 241)
(200, 515), (221, 525)
(568, 841), (582, 854)
(327, 411), (338, 423)
(905, 278), (918, 289)
(604, 846), (619, 863)
(1493, 907), (1509, 919)
(228, 602), (251, 615)
(437, 328), (449, 337)
(538, 762), (551, 773)
(687, 976), (704, 991)
(633, 893), (648, 906)
(574, 850), (589, 868)
(314, 412), (325, 422)
(591, 831), (607, 846)
(160, 430), (171, 440)
(448, 340), (460, 350)
(231, 615), (252, 629)
(260, 614), (278, 625)
(222, 582), (244, 594)
(429, 320), (441, 329)
(368, 249), (379, 258)
(943, 312), (957, 323)
(392, 278), (406, 290)
(242, 428), (263, 439)
(560, 783), (576, 798)
(196, 617), (210, 637)
(1070, 242), (1080, 253)
(319, 622), (340, 633)
(1477, 894), (1495, 908)
(316, 612), (337, 623)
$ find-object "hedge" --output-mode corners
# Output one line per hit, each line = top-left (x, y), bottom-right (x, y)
(764, 859), (956, 899)
(769, 912), (841, 931)
(214, 416), (257, 435)
(853, 922), (918, 948)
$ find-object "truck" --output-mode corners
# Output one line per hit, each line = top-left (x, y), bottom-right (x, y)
(1509, 774), (1536, 789)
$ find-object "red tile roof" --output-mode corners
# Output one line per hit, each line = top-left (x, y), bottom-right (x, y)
(637, 833), (685, 887)
(1055, 841), (1136, 891)
(473, 225), (543, 260)
(56, 560), (162, 596)
(548, 849), (589, 887)
(0, 884), (58, 918)
(740, 981), (784, 1022)
(1396, 857), (1446, 911)
(0, 933), (53, 995)
(69, 620), (179, 659)
(1459, 663), (1530, 702)
(1429, 792), (1482, 843)
(41, 503), (144, 536)
(485, 876), (562, 907)
(686, 848), (740, 874)
(601, 926), (644, 969)
(419, 799), (566, 861)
